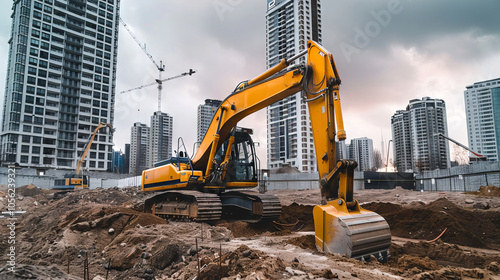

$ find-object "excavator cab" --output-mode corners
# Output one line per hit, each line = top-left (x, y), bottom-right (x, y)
(213, 127), (258, 184)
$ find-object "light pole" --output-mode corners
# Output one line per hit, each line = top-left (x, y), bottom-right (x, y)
(386, 140), (392, 172)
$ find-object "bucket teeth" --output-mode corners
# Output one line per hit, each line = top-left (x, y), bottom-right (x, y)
(314, 204), (391, 261)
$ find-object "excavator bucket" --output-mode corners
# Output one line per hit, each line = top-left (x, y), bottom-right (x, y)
(313, 199), (391, 261)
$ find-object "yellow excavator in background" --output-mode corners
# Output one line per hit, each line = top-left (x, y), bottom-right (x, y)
(53, 122), (113, 189)
(142, 41), (391, 260)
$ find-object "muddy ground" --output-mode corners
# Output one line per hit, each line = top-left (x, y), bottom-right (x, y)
(0, 184), (499, 279)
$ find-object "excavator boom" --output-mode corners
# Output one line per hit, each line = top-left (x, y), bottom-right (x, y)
(54, 122), (113, 190)
(142, 41), (391, 259)
(76, 122), (113, 174)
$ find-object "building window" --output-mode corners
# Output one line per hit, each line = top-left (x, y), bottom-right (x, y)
(21, 145), (30, 153)
(32, 157), (40, 164)
(27, 76), (36, 85)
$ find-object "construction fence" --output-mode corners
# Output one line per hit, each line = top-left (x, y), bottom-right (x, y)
(264, 171), (416, 191)
(2, 162), (499, 192)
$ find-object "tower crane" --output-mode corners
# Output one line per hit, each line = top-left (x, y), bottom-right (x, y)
(119, 69), (196, 110)
(119, 18), (195, 111)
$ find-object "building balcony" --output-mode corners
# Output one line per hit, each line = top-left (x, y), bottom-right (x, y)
(53, 13), (66, 22)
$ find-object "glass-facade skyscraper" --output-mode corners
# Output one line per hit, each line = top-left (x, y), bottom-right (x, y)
(464, 78), (500, 161)
(0, 0), (120, 171)
(265, 0), (321, 172)
(197, 99), (222, 143)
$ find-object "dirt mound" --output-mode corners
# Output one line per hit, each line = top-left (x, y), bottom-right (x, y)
(279, 203), (314, 231)
(389, 241), (500, 269)
(105, 222), (232, 272)
(16, 184), (45, 197)
(55, 187), (140, 206)
(363, 198), (500, 249)
(200, 245), (286, 279)
(215, 220), (268, 238)
(4, 187), (171, 278)
(415, 267), (495, 280)
(383, 241), (500, 279)
(216, 203), (314, 238)
(475, 185), (500, 197)
(287, 234), (316, 250)
(60, 205), (167, 250)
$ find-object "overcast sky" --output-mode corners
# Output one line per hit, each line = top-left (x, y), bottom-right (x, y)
(1, 0), (499, 167)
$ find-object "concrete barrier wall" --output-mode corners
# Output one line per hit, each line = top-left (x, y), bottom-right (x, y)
(416, 162), (500, 192)
(0, 167), (132, 190)
(265, 172), (365, 191)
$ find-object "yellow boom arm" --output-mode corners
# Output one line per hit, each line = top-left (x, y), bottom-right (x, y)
(76, 122), (113, 174)
(193, 41), (346, 202)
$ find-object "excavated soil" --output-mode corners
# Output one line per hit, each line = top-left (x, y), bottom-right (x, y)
(471, 185), (500, 197)
(1, 185), (500, 279)
(215, 203), (314, 238)
(363, 197), (500, 250)
(287, 234), (316, 250)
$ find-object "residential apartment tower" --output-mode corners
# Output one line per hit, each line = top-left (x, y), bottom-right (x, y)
(464, 78), (500, 161)
(197, 99), (221, 143)
(0, 0), (120, 171)
(391, 97), (450, 172)
(265, 0), (322, 172)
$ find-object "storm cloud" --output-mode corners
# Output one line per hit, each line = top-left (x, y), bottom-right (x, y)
(0, 0), (499, 165)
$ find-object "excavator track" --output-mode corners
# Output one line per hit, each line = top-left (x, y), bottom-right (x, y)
(220, 191), (282, 222)
(144, 191), (222, 222)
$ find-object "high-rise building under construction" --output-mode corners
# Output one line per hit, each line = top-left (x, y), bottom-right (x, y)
(0, 0), (120, 171)
(265, 0), (322, 172)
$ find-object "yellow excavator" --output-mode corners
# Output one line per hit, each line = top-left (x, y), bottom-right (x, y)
(142, 41), (391, 260)
(53, 122), (113, 189)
